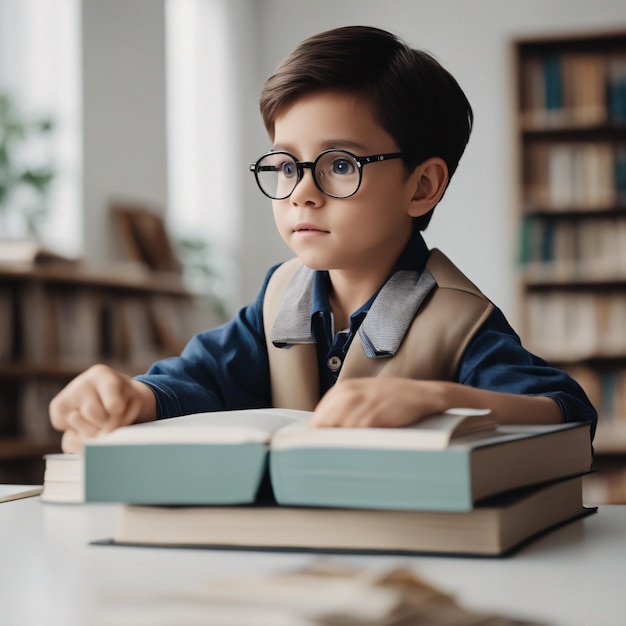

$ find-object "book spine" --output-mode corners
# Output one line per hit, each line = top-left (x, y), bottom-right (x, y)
(525, 291), (626, 360)
(608, 53), (626, 124)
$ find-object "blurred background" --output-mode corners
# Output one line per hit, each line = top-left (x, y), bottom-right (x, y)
(1, 0), (626, 496)
(0, 0), (623, 315)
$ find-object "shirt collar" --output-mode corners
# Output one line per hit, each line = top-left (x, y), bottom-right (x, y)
(270, 230), (436, 357)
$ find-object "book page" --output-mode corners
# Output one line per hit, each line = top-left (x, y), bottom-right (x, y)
(87, 408), (312, 446)
(270, 408), (494, 451)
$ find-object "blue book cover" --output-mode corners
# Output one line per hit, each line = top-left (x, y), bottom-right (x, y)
(543, 54), (562, 112)
(608, 59), (626, 123)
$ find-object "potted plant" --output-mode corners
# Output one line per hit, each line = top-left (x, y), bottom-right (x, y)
(0, 92), (55, 239)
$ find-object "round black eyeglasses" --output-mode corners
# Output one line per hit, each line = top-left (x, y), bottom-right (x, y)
(249, 149), (414, 200)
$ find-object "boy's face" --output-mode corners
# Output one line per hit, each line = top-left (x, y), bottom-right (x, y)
(271, 91), (419, 277)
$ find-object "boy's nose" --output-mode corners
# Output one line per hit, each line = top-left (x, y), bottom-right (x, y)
(289, 168), (324, 207)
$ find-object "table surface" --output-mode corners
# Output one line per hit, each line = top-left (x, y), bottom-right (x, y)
(1, 498), (625, 626)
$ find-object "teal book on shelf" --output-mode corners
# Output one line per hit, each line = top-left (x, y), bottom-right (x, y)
(543, 54), (562, 113)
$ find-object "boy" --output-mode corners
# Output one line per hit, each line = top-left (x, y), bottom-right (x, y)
(50, 26), (596, 453)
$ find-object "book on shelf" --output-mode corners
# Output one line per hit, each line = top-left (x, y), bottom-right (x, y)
(83, 407), (593, 511)
(0, 287), (14, 361)
(49, 290), (103, 362)
(520, 217), (626, 281)
(40, 453), (83, 504)
(100, 474), (594, 557)
(608, 52), (626, 124)
(525, 291), (626, 360)
(523, 142), (619, 212)
(520, 49), (626, 129)
(18, 381), (67, 444)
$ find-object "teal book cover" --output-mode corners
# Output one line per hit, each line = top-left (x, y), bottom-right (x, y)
(83, 408), (309, 505)
(269, 422), (592, 512)
(85, 442), (268, 505)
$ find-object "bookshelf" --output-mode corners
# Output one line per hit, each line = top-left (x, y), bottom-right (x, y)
(514, 31), (626, 503)
(0, 261), (201, 483)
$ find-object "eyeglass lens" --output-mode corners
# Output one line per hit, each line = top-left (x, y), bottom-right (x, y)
(255, 151), (361, 199)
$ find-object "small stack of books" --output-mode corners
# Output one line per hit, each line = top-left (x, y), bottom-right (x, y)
(42, 407), (595, 557)
(40, 453), (83, 504)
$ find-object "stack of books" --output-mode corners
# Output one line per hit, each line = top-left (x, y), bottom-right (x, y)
(41, 453), (83, 503)
(42, 407), (595, 557)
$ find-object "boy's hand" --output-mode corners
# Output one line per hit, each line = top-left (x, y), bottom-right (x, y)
(309, 377), (443, 428)
(309, 377), (563, 429)
(49, 364), (156, 453)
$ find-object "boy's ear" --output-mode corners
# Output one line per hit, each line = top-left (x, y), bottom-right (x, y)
(407, 157), (449, 217)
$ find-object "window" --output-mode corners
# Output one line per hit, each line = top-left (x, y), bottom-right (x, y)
(0, 0), (81, 254)
(166, 0), (238, 311)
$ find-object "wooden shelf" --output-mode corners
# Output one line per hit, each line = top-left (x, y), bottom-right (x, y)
(0, 262), (202, 482)
(0, 437), (61, 461)
(515, 30), (626, 502)
(522, 206), (626, 218)
(520, 123), (626, 140)
(0, 262), (191, 296)
(522, 275), (626, 290)
(0, 360), (155, 380)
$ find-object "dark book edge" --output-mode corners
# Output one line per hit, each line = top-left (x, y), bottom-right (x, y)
(89, 506), (597, 559)
(473, 469), (594, 507)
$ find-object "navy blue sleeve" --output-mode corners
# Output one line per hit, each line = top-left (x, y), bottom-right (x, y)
(458, 308), (598, 438)
(134, 265), (280, 418)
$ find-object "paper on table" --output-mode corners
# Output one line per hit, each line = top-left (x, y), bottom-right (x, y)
(0, 484), (42, 503)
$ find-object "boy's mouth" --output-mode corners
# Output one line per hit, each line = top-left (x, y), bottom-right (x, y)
(294, 223), (329, 233)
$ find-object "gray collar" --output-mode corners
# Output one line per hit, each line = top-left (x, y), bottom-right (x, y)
(270, 264), (436, 358)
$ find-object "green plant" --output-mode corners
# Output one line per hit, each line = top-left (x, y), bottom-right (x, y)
(0, 92), (55, 237)
(175, 236), (230, 319)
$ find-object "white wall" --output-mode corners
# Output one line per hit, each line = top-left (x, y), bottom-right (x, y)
(82, 0), (168, 262)
(238, 0), (626, 324)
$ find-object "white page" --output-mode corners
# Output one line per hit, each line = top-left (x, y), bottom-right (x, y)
(87, 408), (312, 446)
(270, 409), (493, 451)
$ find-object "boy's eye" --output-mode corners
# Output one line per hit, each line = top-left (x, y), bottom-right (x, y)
(280, 160), (297, 178)
(331, 157), (356, 175)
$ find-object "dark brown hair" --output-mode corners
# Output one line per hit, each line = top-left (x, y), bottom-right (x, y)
(259, 25), (473, 230)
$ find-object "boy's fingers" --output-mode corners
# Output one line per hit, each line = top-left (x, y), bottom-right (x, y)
(49, 395), (70, 431)
(61, 428), (84, 454)
(76, 395), (110, 430)
(66, 410), (101, 439)
(98, 375), (138, 422)
(309, 405), (342, 427)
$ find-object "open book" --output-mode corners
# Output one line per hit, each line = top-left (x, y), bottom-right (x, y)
(83, 407), (592, 511)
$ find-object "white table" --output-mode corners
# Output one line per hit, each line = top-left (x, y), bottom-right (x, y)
(1, 498), (624, 625)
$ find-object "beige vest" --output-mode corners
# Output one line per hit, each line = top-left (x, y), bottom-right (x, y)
(263, 249), (494, 410)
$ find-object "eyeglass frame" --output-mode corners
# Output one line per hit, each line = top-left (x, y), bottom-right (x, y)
(249, 148), (416, 200)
